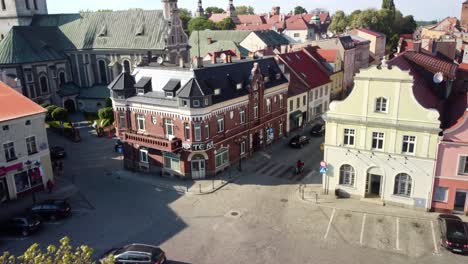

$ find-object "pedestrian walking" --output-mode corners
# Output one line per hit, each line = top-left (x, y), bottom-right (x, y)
(46, 179), (54, 193)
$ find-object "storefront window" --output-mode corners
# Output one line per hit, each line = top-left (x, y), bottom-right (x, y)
(215, 148), (229, 168)
(164, 153), (180, 172)
(14, 168), (42, 193)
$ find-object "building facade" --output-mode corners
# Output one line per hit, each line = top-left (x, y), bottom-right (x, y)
(0, 0), (47, 39)
(0, 81), (53, 203)
(110, 58), (289, 179)
(323, 65), (441, 210)
(352, 28), (386, 60)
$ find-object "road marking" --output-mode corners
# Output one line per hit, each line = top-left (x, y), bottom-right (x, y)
(324, 208), (336, 239)
(396, 217), (400, 250)
(360, 213), (366, 246)
(430, 220), (440, 255)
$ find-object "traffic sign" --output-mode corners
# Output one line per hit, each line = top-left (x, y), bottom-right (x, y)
(320, 167), (328, 174)
(320, 161), (327, 167)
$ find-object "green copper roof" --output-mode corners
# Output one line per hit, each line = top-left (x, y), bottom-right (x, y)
(78, 85), (110, 99)
(189, 30), (252, 57)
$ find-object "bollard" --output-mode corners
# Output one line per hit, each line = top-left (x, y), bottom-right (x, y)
(302, 188), (304, 200)
(186, 185), (189, 193)
(212, 179), (214, 190)
(199, 184), (202, 193)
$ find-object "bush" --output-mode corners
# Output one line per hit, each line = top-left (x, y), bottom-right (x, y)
(45, 105), (58, 121)
(105, 97), (113, 108)
(98, 107), (114, 122)
(40, 103), (49, 108)
(101, 118), (111, 128)
(51, 107), (69, 122)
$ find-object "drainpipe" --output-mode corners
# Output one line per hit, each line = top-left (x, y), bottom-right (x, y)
(428, 135), (443, 212)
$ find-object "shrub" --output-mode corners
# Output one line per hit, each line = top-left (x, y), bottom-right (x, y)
(98, 107), (114, 122)
(45, 105), (58, 121)
(51, 107), (69, 122)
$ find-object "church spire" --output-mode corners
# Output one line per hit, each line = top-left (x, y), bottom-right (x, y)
(226, 0), (240, 24)
(195, 0), (204, 17)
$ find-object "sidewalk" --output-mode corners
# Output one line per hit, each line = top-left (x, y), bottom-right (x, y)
(0, 177), (78, 222)
(298, 183), (468, 221)
(114, 168), (242, 195)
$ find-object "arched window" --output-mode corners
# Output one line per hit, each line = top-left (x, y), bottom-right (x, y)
(339, 164), (355, 186)
(98, 60), (108, 83)
(375, 97), (387, 112)
(394, 173), (412, 196)
(39, 75), (48, 93)
(58, 72), (66, 87)
(123, 60), (131, 73)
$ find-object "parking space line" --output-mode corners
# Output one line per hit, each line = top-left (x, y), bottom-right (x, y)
(396, 217), (400, 250)
(430, 220), (440, 255)
(360, 213), (366, 246)
(324, 208), (335, 239)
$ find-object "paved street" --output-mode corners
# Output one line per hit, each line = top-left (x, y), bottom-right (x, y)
(0, 121), (467, 263)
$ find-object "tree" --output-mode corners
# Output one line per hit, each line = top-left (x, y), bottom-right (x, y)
(293, 6), (307, 15)
(179, 8), (192, 32)
(400, 15), (417, 34)
(51, 107), (68, 122)
(382, 0), (395, 11)
(46, 105), (58, 121)
(0, 237), (114, 264)
(329, 10), (348, 33)
(236, 5), (254, 15)
(98, 107), (114, 120)
(216, 17), (236, 30)
(205, 6), (224, 14)
(188, 17), (216, 34)
(105, 97), (113, 108)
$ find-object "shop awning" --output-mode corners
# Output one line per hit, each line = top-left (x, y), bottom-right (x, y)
(289, 110), (303, 119)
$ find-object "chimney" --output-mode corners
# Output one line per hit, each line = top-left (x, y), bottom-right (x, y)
(413, 41), (421, 53)
(192, 56), (204, 69)
(227, 54), (232, 63)
(211, 54), (217, 64)
(207, 37), (212, 44)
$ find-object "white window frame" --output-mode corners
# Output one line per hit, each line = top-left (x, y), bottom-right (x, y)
(394, 173), (412, 197)
(165, 119), (174, 138)
(339, 164), (355, 186)
(279, 95), (284, 108)
(26, 136), (37, 155)
(266, 99), (271, 113)
(458, 155), (468, 175)
(371, 132), (385, 151)
(240, 141), (246, 155)
(194, 123), (202, 142)
(184, 122), (190, 141)
(137, 114), (145, 131)
(119, 112), (126, 129)
(164, 153), (180, 172)
(217, 117), (224, 133)
(402, 135), (416, 154)
(215, 147), (229, 168)
(193, 100), (200, 107)
(214, 89), (221, 95)
(3, 141), (16, 161)
(343, 129), (355, 146)
(236, 83), (243, 90)
(279, 122), (283, 136)
(240, 110), (245, 124)
(434, 187), (448, 202)
(139, 149), (149, 164)
(205, 123), (210, 139)
(375, 97), (388, 113)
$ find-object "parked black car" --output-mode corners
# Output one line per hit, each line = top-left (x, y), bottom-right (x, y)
(101, 244), (166, 264)
(31, 199), (71, 220)
(0, 214), (42, 237)
(50, 146), (66, 160)
(437, 214), (468, 253)
(310, 124), (325, 137)
(289, 135), (310, 148)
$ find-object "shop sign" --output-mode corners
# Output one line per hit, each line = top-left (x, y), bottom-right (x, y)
(183, 141), (214, 151)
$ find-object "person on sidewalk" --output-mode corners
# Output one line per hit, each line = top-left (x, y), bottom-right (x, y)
(46, 179), (54, 193)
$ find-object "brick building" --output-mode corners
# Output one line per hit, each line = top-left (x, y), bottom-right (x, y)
(110, 58), (288, 179)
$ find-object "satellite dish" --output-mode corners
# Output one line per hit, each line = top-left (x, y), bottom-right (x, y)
(433, 72), (443, 84)
(219, 53), (227, 60)
(157, 56), (164, 65)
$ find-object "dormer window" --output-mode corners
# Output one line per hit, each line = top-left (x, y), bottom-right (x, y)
(214, 89), (221, 95)
(137, 89), (145, 95)
(135, 24), (144, 36)
(98, 25), (107, 37)
(204, 98), (209, 106)
(236, 83), (243, 90)
(165, 92), (173, 98)
(193, 100), (200, 107)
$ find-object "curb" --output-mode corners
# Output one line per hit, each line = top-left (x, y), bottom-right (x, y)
(190, 174), (241, 195)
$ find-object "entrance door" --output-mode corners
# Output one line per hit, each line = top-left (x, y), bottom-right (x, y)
(0, 178), (8, 203)
(191, 159), (205, 179)
(367, 174), (382, 197)
(454, 191), (467, 213)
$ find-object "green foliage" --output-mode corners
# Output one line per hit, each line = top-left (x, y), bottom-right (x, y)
(329, 10), (348, 33)
(381, 0), (395, 11)
(40, 103), (49, 108)
(51, 107), (68, 122)
(416, 20), (438, 27)
(188, 17), (216, 34)
(236, 5), (254, 15)
(45, 105), (58, 121)
(205, 6), (224, 14)
(216, 17), (236, 30)
(98, 107), (114, 121)
(0, 236), (114, 264)
(179, 8), (192, 32)
(83, 111), (99, 123)
(293, 6), (307, 15)
(105, 97), (113, 108)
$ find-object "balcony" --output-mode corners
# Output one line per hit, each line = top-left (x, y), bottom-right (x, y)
(123, 131), (182, 152)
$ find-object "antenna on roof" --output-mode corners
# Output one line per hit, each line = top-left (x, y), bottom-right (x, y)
(433, 72), (443, 84)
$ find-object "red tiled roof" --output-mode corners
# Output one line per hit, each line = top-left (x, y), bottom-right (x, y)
(357, 28), (384, 37)
(403, 51), (458, 79)
(315, 49), (338, 62)
(238, 15), (264, 25)
(0, 81), (46, 122)
(236, 24), (275, 31)
(459, 63), (468, 72)
(288, 76), (309, 97)
(285, 17), (312, 30)
(208, 13), (228, 23)
(279, 50), (331, 90)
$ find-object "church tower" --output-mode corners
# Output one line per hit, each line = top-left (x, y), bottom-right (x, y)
(226, 0), (239, 24)
(195, 0), (204, 17)
(161, 0), (189, 64)
(0, 0), (48, 39)
(461, 1), (468, 31)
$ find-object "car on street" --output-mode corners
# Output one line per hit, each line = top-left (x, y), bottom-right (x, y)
(0, 214), (42, 237)
(100, 244), (166, 264)
(437, 214), (468, 253)
(289, 135), (310, 148)
(31, 199), (71, 220)
(50, 146), (66, 160)
(310, 124), (325, 137)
